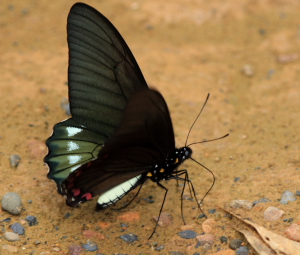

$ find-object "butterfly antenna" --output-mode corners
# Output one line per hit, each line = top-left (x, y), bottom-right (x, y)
(190, 157), (215, 211)
(187, 133), (229, 147)
(185, 93), (210, 147)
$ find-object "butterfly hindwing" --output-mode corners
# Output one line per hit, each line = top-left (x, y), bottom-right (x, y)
(61, 89), (175, 206)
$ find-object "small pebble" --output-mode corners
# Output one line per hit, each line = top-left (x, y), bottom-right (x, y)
(155, 245), (164, 251)
(119, 233), (138, 243)
(241, 64), (254, 76)
(285, 224), (300, 242)
(196, 233), (215, 245)
(2, 192), (22, 215)
(2, 244), (18, 253)
(195, 242), (202, 248)
(229, 239), (243, 250)
(280, 191), (296, 204)
(253, 197), (271, 205)
(295, 191), (300, 196)
(198, 213), (206, 219)
(220, 236), (228, 244)
(82, 240), (98, 252)
(236, 246), (249, 255)
(26, 215), (38, 226)
(82, 229), (98, 238)
(202, 218), (216, 233)
(230, 200), (252, 210)
(10, 155), (21, 167)
(4, 232), (20, 241)
(65, 212), (71, 218)
(277, 54), (299, 64)
(1, 217), (12, 222)
(208, 209), (216, 214)
(144, 197), (155, 203)
(11, 223), (25, 235)
(178, 230), (197, 239)
(264, 206), (285, 221)
(234, 177), (240, 182)
(153, 212), (173, 226)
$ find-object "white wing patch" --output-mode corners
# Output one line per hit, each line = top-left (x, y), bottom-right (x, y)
(66, 127), (83, 137)
(97, 175), (142, 206)
(67, 155), (82, 165)
(67, 141), (80, 151)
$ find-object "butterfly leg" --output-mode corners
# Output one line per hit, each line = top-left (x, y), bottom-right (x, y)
(172, 170), (207, 222)
(148, 182), (168, 239)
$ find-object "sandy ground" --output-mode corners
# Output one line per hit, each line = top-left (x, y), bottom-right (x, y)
(1, 0), (300, 254)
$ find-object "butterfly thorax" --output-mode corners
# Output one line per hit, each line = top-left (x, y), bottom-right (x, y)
(147, 147), (192, 183)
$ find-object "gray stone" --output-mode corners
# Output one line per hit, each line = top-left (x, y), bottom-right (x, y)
(280, 191), (296, 205)
(11, 223), (25, 235)
(178, 230), (197, 239)
(82, 240), (98, 252)
(2, 192), (22, 215)
(10, 155), (21, 167)
(119, 233), (138, 243)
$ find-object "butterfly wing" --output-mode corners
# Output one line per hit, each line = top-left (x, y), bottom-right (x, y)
(45, 3), (148, 193)
(62, 89), (175, 207)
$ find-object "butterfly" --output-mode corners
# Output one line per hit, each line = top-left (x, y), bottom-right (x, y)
(44, 2), (223, 238)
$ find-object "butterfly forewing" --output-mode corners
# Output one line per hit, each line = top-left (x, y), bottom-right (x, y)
(67, 3), (148, 134)
(45, 3), (148, 194)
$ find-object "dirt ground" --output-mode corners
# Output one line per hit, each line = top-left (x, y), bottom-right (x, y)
(1, 0), (300, 254)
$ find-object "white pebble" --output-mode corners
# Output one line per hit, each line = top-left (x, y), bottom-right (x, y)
(4, 232), (20, 241)
(264, 206), (285, 221)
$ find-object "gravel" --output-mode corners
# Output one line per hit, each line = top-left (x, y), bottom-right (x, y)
(236, 246), (249, 255)
(11, 223), (25, 235)
(178, 230), (197, 239)
(230, 200), (252, 210)
(280, 191), (296, 204)
(119, 233), (138, 243)
(253, 197), (271, 205)
(26, 215), (38, 226)
(82, 240), (98, 252)
(10, 155), (21, 167)
(229, 239), (243, 249)
(220, 236), (228, 244)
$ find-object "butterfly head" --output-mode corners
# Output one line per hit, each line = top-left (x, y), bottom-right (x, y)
(176, 146), (192, 162)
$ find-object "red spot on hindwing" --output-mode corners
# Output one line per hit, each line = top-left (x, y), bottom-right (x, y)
(72, 189), (80, 196)
(82, 193), (93, 201)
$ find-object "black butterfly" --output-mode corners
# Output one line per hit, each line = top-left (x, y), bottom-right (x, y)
(45, 3), (222, 238)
